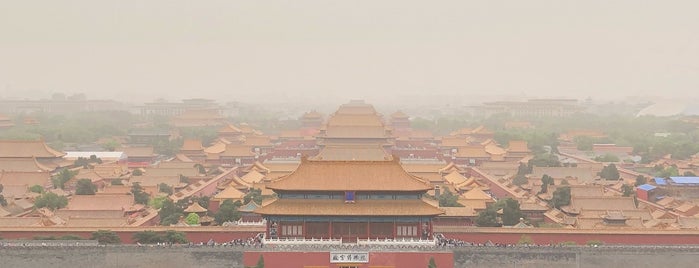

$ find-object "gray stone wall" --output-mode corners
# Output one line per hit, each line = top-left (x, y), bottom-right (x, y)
(453, 246), (699, 268)
(2, 245), (699, 268)
(0, 247), (245, 268)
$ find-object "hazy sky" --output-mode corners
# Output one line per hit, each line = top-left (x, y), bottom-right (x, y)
(1, 1), (697, 103)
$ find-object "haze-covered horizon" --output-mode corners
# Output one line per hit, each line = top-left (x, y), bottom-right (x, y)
(1, 1), (698, 104)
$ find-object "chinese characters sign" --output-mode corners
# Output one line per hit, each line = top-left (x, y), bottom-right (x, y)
(330, 252), (369, 263)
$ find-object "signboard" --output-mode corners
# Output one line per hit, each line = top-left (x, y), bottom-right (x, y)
(330, 252), (369, 263)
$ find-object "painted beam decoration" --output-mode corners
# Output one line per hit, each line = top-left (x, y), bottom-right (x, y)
(330, 252), (369, 263)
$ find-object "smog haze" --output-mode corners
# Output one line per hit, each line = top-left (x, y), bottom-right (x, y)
(1, 1), (698, 104)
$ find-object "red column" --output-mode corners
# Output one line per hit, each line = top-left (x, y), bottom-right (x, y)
(366, 221), (370, 239)
(416, 222), (420, 238)
(392, 221), (397, 238)
(265, 220), (270, 239)
(303, 220), (307, 239)
(429, 220), (433, 239)
(328, 221), (333, 239)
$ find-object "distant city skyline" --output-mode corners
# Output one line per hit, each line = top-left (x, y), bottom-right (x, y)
(1, 1), (698, 103)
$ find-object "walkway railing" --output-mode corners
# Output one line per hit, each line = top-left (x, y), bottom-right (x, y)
(357, 237), (437, 247)
(262, 237), (343, 246)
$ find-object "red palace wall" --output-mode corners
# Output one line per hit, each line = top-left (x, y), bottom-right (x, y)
(442, 230), (699, 245)
(243, 251), (453, 268)
(0, 228), (260, 244)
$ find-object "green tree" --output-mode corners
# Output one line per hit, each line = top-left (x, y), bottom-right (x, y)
(91, 230), (121, 244)
(634, 175), (648, 186)
(517, 235), (534, 245)
(179, 175), (190, 184)
(163, 230), (188, 244)
(574, 136), (594, 151)
(529, 153), (561, 168)
(658, 166), (679, 178)
(255, 255), (265, 268)
(214, 199), (242, 225)
(58, 235), (84, 240)
(158, 183), (173, 195)
(512, 174), (528, 186)
(684, 171), (697, 177)
(185, 212), (200, 225)
(29, 184), (44, 194)
(193, 195), (211, 209)
(517, 162), (531, 175)
(599, 164), (620, 180)
(52, 169), (76, 189)
(621, 184), (635, 197)
(0, 184), (6, 206)
(540, 174), (554, 194)
(148, 196), (168, 209)
(158, 199), (184, 226)
(131, 183), (150, 205)
(499, 198), (524, 226)
(244, 188), (263, 205)
(586, 240), (604, 246)
(102, 139), (119, 151)
(438, 188), (463, 207)
(75, 178), (97, 195)
(34, 192), (69, 210)
(551, 186), (571, 209)
(475, 207), (500, 227)
(194, 163), (206, 174)
(132, 169), (143, 176)
(132, 230), (164, 244)
(428, 256), (437, 268)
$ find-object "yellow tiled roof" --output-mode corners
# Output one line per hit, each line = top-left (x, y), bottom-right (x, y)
(268, 158), (431, 192)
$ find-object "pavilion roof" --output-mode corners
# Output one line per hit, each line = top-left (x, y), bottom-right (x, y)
(460, 188), (493, 201)
(0, 140), (65, 158)
(213, 186), (246, 200)
(390, 110), (409, 119)
(238, 201), (261, 212)
(240, 170), (266, 184)
(443, 171), (469, 186)
(267, 158), (431, 192)
(184, 202), (208, 213)
(255, 199), (443, 216)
